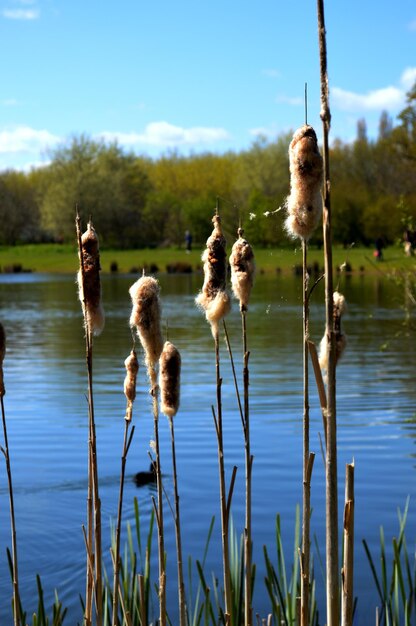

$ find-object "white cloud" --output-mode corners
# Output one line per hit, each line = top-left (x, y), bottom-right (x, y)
(99, 121), (230, 148)
(332, 85), (403, 112)
(401, 67), (416, 90)
(2, 8), (39, 19)
(332, 67), (416, 114)
(0, 126), (60, 154)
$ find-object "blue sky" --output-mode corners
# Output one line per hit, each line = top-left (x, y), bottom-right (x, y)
(0, 0), (415, 171)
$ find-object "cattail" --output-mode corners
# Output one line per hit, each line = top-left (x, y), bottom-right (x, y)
(77, 221), (105, 336)
(229, 228), (255, 312)
(159, 341), (181, 418)
(0, 322), (5, 397)
(124, 350), (139, 422)
(285, 125), (323, 241)
(319, 291), (347, 371)
(196, 213), (231, 333)
(129, 275), (164, 374)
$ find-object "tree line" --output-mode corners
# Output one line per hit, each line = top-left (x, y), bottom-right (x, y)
(1, 83), (416, 249)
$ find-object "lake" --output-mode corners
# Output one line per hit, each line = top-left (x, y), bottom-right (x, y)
(0, 268), (415, 625)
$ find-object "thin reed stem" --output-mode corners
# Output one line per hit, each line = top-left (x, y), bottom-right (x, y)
(301, 239), (312, 626)
(76, 213), (103, 626)
(213, 329), (232, 623)
(1, 395), (20, 626)
(151, 371), (166, 626)
(168, 417), (187, 626)
(112, 421), (135, 626)
(242, 310), (253, 626)
(316, 1), (339, 623)
(341, 462), (355, 626)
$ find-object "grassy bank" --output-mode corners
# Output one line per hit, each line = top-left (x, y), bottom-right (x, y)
(0, 242), (414, 275)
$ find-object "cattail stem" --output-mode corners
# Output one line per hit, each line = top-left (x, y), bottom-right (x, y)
(341, 462), (355, 626)
(76, 213), (103, 626)
(1, 395), (20, 626)
(317, 1), (339, 624)
(151, 371), (166, 626)
(213, 330), (232, 622)
(301, 239), (312, 626)
(112, 421), (135, 626)
(168, 417), (187, 626)
(242, 310), (253, 626)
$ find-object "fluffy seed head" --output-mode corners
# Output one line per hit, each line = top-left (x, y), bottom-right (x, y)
(124, 350), (139, 422)
(0, 323), (5, 397)
(77, 221), (105, 336)
(229, 228), (255, 312)
(129, 275), (164, 371)
(285, 125), (323, 241)
(319, 291), (347, 371)
(196, 213), (231, 332)
(159, 341), (181, 418)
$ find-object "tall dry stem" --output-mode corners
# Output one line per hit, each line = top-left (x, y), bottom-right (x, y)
(129, 274), (166, 626)
(316, 1), (339, 623)
(341, 462), (355, 626)
(284, 121), (322, 626)
(76, 213), (103, 626)
(229, 227), (255, 626)
(111, 350), (138, 626)
(196, 210), (232, 621)
(159, 340), (186, 626)
(0, 324), (21, 626)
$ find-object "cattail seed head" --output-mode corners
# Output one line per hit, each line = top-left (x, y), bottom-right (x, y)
(196, 213), (231, 333)
(285, 125), (323, 241)
(229, 228), (255, 312)
(124, 350), (139, 422)
(319, 291), (347, 371)
(0, 322), (5, 397)
(129, 275), (164, 371)
(77, 221), (105, 336)
(159, 341), (181, 418)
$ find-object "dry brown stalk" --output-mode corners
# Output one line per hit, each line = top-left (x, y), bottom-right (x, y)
(197, 210), (232, 620)
(129, 274), (166, 626)
(76, 213), (103, 626)
(341, 462), (355, 626)
(111, 348), (139, 622)
(316, 0), (339, 623)
(0, 324), (21, 626)
(229, 226), (255, 626)
(159, 340), (186, 626)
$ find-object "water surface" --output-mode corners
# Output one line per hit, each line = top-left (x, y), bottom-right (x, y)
(0, 271), (414, 625)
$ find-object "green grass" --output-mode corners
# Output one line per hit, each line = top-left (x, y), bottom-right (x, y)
(0, 243), (414, 275)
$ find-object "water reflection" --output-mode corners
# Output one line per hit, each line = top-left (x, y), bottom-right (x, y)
(0, 271), (414, 625)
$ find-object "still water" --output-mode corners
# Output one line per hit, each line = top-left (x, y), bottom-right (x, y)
(0, 270), (415, 625)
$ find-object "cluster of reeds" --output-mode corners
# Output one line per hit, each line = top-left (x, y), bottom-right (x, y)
(1, 2), (411, 625)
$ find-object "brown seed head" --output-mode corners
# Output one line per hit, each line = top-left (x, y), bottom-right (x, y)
(124, 350), (139, 422)
(129, 275), (164, 371)
(229, 229), (255, 312)
(159, 341), (181, 418)
(196, 213), (231, 330)
(77, 221), (104, 336)
(285, 125), (323, 241)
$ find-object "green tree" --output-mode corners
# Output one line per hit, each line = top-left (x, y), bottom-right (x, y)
(39, 136), (151, 246)
(0, 170), (40, 244)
